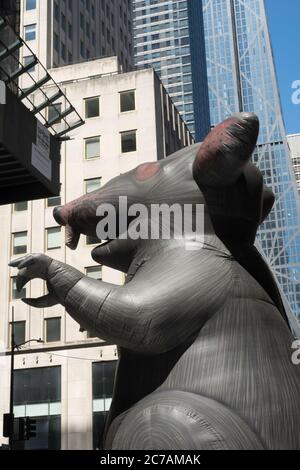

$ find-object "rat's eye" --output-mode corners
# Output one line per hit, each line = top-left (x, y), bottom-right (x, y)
(135, 163), (160, 181)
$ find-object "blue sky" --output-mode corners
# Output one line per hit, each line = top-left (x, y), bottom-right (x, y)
(265, 0), (300, 135)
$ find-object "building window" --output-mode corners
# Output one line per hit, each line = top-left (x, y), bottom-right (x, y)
(48, 104), (62, 124)
(61, 42), (66, 61)
(85, 178), (101, 194)
(10, 321), (26, 346)
(47, 196), (61, 208)
(11, 277), (26, 300)
(120, 130), (137, 153)
(54, 33), (59, 52)
(92, 362), (117, 449)
(14, 201), (28, 212)
(24, 55), (36, 72)
(26, 0), (36, 10)
(45, 318), (61, 343)
(86, 266), (102, 281)
(120, 90), (135, 113)
(85, 97), (100, 118)
(85, 136), (100, 159)
(61, 13), (66, 31)
(24, 24), (36, 41)
(13, 367), (61, 450)
(46, 227), (61, 250)
(14, 366), (61, 405)
(12, 232), (27, 255)
(68, 23), (72, 40)
(54, 3), (59, 21)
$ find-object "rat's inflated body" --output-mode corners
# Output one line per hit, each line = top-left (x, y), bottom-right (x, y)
(11, 113), (300, 449)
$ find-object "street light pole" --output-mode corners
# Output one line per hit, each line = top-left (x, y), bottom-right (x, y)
(9, 306), (15, 450)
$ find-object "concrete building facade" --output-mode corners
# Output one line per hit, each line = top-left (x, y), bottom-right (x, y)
(19, 0), (133, 71)
(287, 134), (300, 196)
(0, 56), (193, 449)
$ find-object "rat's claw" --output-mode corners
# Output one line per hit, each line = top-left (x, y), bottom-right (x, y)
(22, 294), (58, 308)
(16, 268), (30, 292)
(9, 254), (53, 282)
(17, 256), (37, 270)
(9, 255), (33, 268)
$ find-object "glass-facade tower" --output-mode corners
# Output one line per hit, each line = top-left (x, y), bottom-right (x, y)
(203, 0), (300, 319)
(133, 0), (211, 141)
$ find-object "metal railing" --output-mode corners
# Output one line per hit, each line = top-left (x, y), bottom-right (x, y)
(0, 15), (85, 139)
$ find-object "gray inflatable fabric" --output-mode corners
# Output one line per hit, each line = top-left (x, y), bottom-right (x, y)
(10, 113), (300, 450)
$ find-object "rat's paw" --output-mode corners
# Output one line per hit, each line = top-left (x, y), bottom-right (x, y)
(9, 254), (59, 308)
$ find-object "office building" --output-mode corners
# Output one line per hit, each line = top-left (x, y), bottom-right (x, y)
(133, 0), (210, 141)
(19, 0), (133, 70)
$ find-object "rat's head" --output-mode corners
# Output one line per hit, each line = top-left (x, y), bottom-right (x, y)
(192, 112), (275, 244)
(53, 112), (274, 268)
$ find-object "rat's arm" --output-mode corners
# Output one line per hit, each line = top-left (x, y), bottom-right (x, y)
(10, 248), (230, 354)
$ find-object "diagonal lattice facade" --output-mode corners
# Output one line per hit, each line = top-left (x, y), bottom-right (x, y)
(203, 0), (300, 320)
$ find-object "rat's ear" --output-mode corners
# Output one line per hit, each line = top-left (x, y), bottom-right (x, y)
(260, 186), (275, 223)
(193, 112), (259, 188)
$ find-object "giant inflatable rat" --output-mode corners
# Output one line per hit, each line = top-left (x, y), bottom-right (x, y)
(10, 113), (300, 449)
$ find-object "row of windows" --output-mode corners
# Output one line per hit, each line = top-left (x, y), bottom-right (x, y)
(13, 196), (62, 213)
(10, 318), (61, 345)
(19, 93), (137, 156)
(53, 131), (136, 159)
(11, 228), (61, 254)
(11, 221), (103, 255)
(12, 179), (100, 215)
(10, 310), (99, 347)
(85, 90), (136, 119)
(81, 90), (135, 120)
(77, 131), (137, 160)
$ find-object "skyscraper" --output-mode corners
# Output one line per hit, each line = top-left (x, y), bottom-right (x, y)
(19, 0), (133, 71)
(203, 0), (300, 319)
(133, 0), (210, 141)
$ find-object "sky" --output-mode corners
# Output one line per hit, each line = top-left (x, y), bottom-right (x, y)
(265, 0), (300, 135)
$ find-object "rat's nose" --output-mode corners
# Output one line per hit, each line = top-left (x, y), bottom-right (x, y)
(53, 206), (65, 226)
